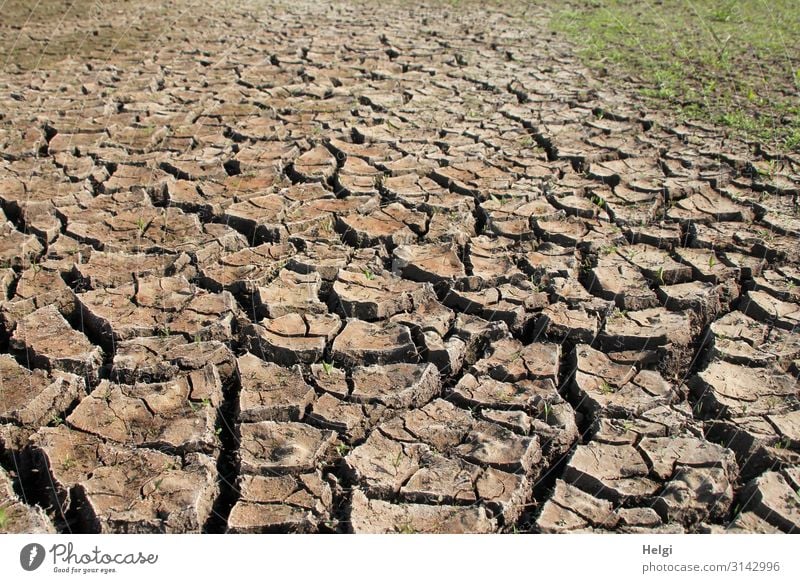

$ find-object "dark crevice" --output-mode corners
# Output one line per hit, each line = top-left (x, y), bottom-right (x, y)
(202, 377), (241, 533)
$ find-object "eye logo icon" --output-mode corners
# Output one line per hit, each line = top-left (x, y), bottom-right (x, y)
(20, 543), (46, 571)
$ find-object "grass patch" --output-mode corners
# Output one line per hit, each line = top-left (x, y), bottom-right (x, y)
(549, 0), (800, 152)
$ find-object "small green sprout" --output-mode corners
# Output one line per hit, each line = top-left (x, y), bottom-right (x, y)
(397, 522), (417, 534)
(774, 437), (791, 450)
(391, 450), (404, 470)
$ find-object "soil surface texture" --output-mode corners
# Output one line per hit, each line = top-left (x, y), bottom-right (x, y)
(0, 0), (798, 534)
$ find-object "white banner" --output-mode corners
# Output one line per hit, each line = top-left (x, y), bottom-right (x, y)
(0, 534), (796, 583)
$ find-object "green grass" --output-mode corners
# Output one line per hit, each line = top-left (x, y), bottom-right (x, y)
(549, 0), (800, 152)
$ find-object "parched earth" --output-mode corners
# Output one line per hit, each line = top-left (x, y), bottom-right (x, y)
(0, 0), (799, 534)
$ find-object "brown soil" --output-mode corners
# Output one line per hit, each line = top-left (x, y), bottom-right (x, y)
(0, 0), (798, 534)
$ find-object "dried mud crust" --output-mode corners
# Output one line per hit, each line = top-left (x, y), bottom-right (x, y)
(0, 0), (798, 534)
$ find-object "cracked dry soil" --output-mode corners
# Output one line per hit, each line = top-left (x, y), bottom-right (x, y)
(0, 0), (799, 534)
